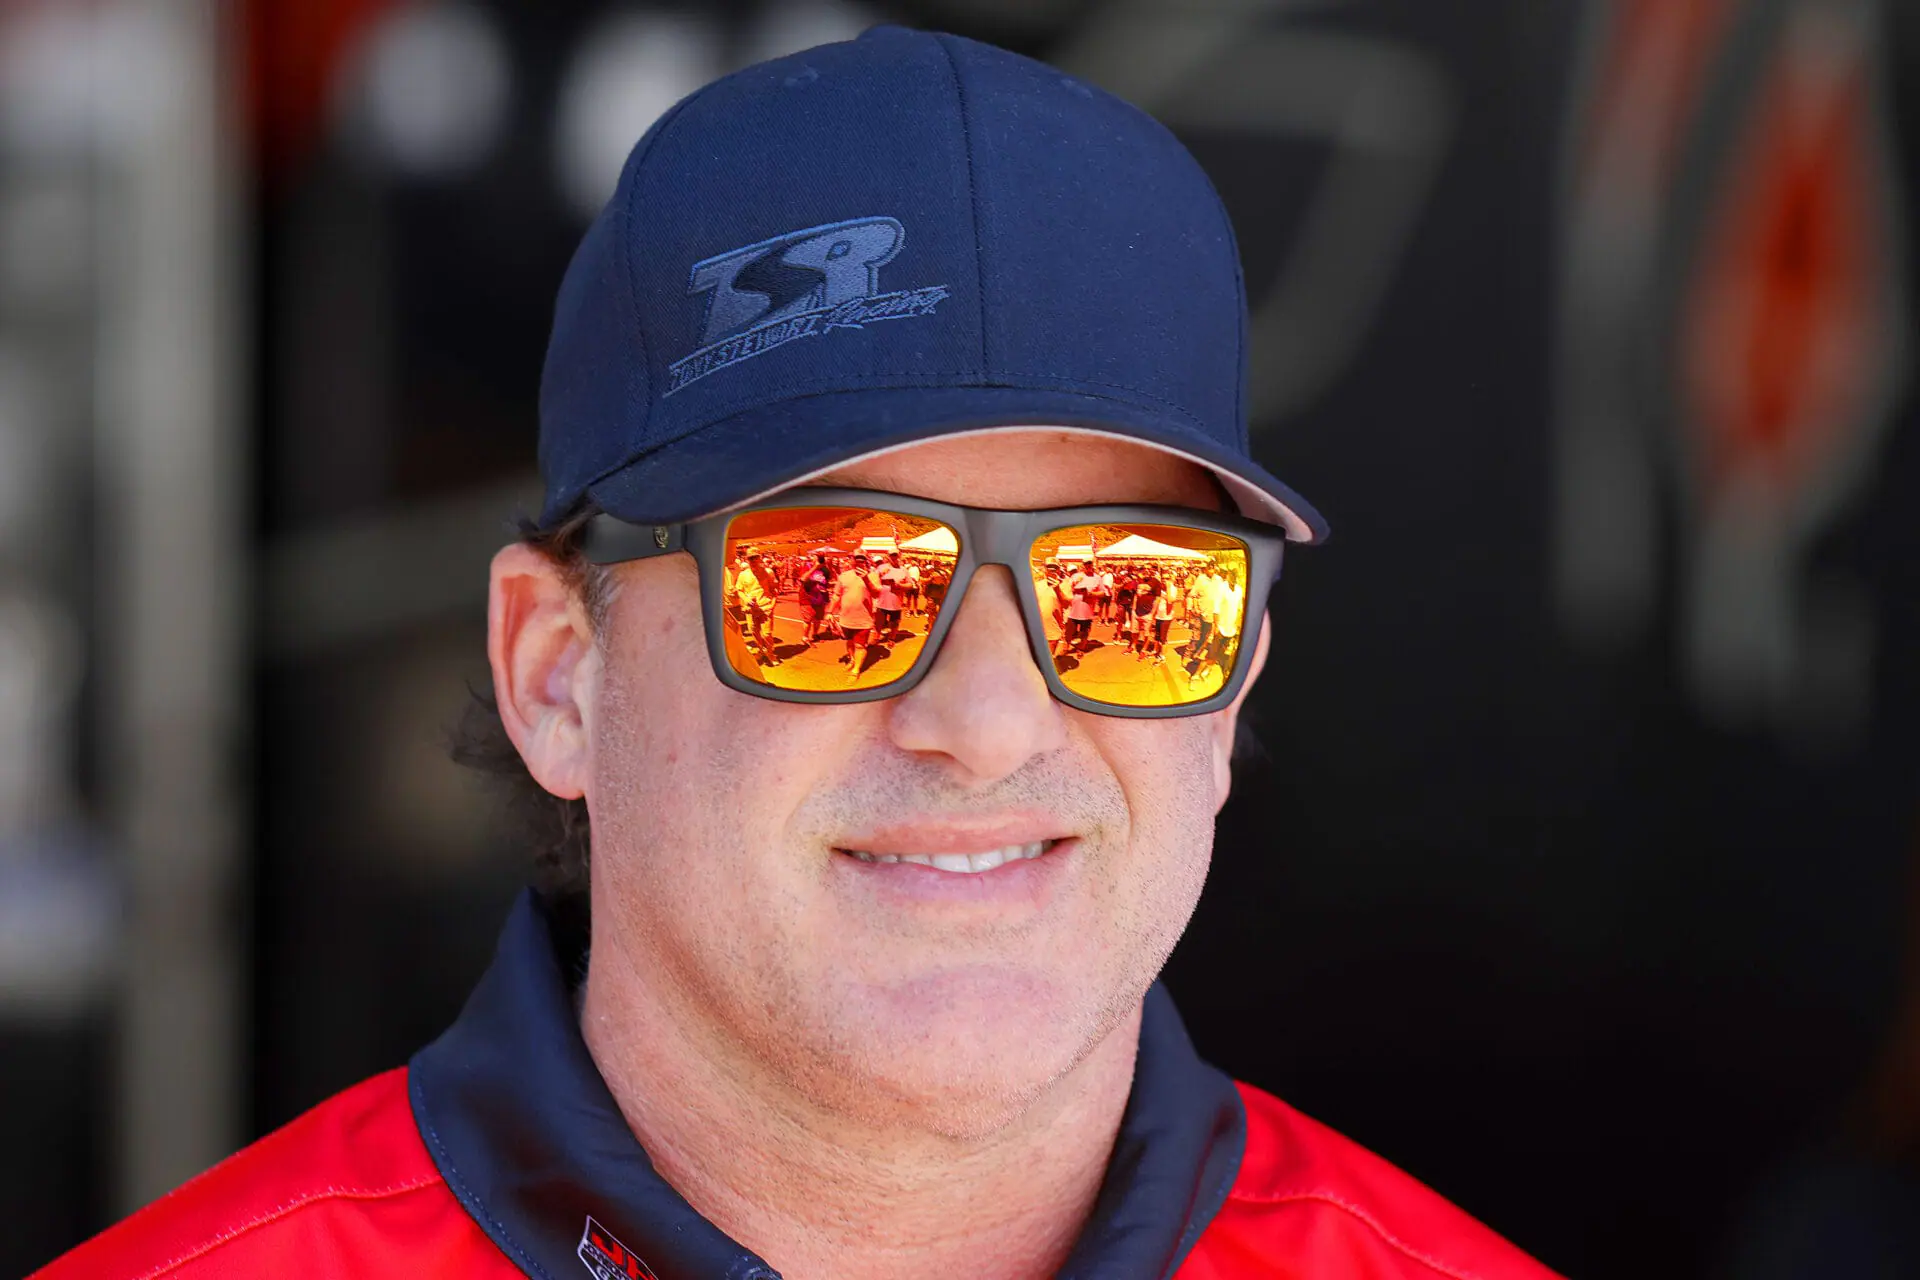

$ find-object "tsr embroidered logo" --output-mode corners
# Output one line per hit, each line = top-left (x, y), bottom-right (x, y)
(667, 216), (949, 395)
(578, 1215), (659, 1280)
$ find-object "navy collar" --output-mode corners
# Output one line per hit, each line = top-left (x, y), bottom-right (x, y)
(411, 890), (1245, 1280)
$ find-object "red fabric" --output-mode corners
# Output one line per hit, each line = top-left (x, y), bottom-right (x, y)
(29, 1069), (516, 1279)
(1177, 1083), (1561, 1279)
(34, 1070), (1558, 1278)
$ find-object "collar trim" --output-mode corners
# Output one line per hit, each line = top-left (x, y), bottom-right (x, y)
(410, 890), (1244, 1279)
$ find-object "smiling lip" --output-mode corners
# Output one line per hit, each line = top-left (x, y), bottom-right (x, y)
(832, 834), (1077, 904)
(841, 841), (1057, 874)
(832, 817), (1076, 859)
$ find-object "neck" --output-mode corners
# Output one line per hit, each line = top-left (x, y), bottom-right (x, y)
(579, 944), (1139, 1280)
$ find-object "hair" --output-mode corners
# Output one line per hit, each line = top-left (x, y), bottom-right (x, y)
(449, 505), (612, 900)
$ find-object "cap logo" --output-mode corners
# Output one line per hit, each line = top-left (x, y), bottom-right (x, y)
(666, 216), (948, 395)
(578, 1215), (659, 1280)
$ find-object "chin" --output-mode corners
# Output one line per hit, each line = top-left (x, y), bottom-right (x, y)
(788, 967), (1123, 1138)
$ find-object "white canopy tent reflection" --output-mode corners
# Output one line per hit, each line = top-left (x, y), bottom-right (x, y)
(897, 525), (958, 555)
(1094, 532), (1213, 561)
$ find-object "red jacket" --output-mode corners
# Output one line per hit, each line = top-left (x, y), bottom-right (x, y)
(36, 894), (1560, 1280)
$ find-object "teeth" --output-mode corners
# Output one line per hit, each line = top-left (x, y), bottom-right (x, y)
(843, 841), (1052, 872)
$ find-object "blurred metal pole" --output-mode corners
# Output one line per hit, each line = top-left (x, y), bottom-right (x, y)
(94, 0), (247, 1211)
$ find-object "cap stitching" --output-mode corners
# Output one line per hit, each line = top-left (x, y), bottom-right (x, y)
(619, 93), (705, 449)
(1105, 100), (1252, 452)
(619, 176), (646, 439)
(933, 34), (991, 378)
(1176, 147), (1250, 452)
(1215, 187), (1250, 451)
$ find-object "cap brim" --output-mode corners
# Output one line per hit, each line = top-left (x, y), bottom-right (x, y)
(577, 386), (1328, 543)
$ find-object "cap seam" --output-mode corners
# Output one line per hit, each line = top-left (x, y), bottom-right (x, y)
(1192, 160), (1249, 451)
(1219, 190), (1249, 451)
(1080, 89), (1253, 452)
(933, 33), (991, 379)
(620, 93), (705, 453)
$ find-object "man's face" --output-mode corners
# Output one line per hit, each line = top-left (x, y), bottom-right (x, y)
(574, 431), (1260, 1137)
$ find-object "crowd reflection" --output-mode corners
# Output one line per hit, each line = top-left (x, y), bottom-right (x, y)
(1030, 550), (1245, 706)
(721, 524), (957, 691)
(718, 512), (1248, 707)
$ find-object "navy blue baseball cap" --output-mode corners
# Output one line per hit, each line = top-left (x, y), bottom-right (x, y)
(537, 25), (1327, 544)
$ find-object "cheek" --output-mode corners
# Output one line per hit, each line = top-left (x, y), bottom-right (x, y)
(1089, 716), (1220, 939)
(587, 594), (713, 814)
(582, 576), (869, 913)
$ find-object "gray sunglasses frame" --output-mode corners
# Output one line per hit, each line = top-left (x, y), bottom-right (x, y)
(580, 487), (1285, 719)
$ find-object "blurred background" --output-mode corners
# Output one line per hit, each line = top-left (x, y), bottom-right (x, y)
(2, 0), (1917, 1275)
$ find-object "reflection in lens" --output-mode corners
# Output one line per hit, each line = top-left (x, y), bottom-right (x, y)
(1028, 523), (1250, 708)
(720, 507), (959, 694)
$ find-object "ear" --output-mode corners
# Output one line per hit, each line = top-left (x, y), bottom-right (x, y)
(488, 543), (600, 800)
(1209, 612), (1271, 812)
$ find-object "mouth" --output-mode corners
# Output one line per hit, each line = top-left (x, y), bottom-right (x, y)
(835, 839), (1064, 875)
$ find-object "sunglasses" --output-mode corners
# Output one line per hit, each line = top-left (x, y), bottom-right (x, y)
(581, 488), (1285, 718)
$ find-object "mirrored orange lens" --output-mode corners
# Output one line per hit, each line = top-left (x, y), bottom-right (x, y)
(721, 506), (960, 693)
(1029, 523), (1250, 707)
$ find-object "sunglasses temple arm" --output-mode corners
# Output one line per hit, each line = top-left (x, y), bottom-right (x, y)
(581, 516), (688, 565)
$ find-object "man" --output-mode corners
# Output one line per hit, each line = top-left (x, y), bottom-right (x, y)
(37, 26), (1557, 1280)
(1043, 562), (1070, 633)
(1149, 581), (1177, 664)
(723, 545), (747, 620)
(875, 550), (910, 643)
(1128, 573), (1162, 659)
(923, 558), (951, 614)
(1054, 560), (1100, 658)
(1184, 566), (1217, 662)
(829, 551), (881, 680)
(1192, 572), (1244, 688)
(734, 546), (780, 665)
(800, 553), (834, 643)
(1113, 565), (1138, 642)
(903, 558), (923, 615)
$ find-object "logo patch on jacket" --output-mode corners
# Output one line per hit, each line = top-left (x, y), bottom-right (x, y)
(578, 1215), (660, 1280)
(667, 216), (949, 394)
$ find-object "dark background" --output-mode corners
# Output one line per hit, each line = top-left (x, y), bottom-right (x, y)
(4, 1), (1917, 1276)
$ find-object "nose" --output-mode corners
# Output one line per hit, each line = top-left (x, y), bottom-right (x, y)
(886, 564), (1068, 783)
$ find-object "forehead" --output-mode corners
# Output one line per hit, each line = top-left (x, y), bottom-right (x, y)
(801, 428), (1223, 511)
